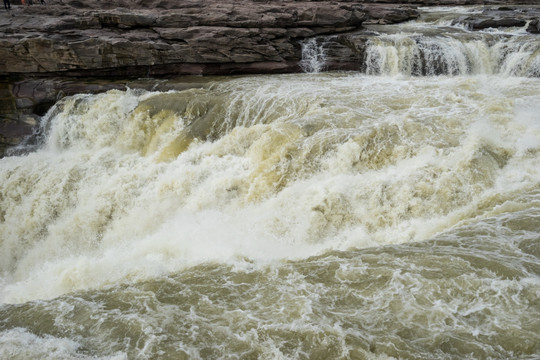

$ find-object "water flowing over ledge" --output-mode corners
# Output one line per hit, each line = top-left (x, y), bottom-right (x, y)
(2, 73), (540, 301)
(1, 72), (540, 359)
(304, 6), (540, 76)
(1, 3), (540, 359)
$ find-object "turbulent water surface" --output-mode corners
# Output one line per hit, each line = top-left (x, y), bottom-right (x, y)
(1, 6), (540, 360)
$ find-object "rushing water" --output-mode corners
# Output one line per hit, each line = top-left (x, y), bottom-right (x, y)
(335, 6), (540, 77)
(1, 7), (540, 360)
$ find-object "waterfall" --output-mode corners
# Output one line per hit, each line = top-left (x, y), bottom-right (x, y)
(302, 5), (540, 77)
(300, 38), (327, 73)
(2, 6), (540, 360)
(362, 33), (540, 76)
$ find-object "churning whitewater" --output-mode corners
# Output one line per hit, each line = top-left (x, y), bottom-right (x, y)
(1, 73), (537, 302)
(1, 6), (540, 360)
(1, 73), (539, 359)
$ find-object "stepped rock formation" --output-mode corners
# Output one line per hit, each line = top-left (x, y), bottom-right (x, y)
(1, 1), (369, 76)
(0, 0), (539, 156)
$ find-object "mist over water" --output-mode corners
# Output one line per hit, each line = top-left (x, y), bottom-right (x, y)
(1, 7), (540, 360)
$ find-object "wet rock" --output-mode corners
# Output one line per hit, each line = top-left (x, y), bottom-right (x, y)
(456, 15), (527, 30)
(526, 19), (540, 34)
(362, 5), (420, 25)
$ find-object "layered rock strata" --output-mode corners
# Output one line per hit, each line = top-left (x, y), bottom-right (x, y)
(1, 0), (373, 76)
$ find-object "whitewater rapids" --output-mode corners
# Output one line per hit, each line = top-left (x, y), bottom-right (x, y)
(0, 74), (537, 304)
(1, 7), (540, 355)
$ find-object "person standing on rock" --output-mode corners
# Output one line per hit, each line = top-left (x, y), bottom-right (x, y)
(3, 0), (11, 11)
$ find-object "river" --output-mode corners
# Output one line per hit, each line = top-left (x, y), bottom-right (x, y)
(1, 6), (539, 359)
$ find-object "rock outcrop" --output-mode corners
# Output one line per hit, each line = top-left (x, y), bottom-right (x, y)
(451, 6), (540, 30)
(1, 0), (537, 78)
(1, 0), (374, 76)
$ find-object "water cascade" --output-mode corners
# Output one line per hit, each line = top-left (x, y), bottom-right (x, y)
(362, 32), (540, 76)
(300, 38), (327, 73)
(1, 6), (539, 360)
(317, 6), (540, 76)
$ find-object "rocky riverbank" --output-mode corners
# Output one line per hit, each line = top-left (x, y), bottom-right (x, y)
(1, 0), (539, 156)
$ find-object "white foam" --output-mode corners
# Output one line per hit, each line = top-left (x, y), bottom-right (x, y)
(1, 74), (539, 303)
(363, 34), (540, 76)
(0, 328), (127, 360)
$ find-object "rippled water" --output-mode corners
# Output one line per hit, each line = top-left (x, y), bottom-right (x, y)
(1, 7), (540, 360)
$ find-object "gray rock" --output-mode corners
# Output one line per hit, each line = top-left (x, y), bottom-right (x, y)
(1, 0), (538, 157)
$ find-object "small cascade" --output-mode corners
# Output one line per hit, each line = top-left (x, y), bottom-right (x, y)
(305, 6), (540, 77)
(300, 38), (327, 73)
(361, 33), (540, 76)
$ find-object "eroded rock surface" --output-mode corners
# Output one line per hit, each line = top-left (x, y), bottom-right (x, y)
(0, 0), (374, 76)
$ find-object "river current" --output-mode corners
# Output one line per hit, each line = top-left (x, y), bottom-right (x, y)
(1, 7), (539, 360)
